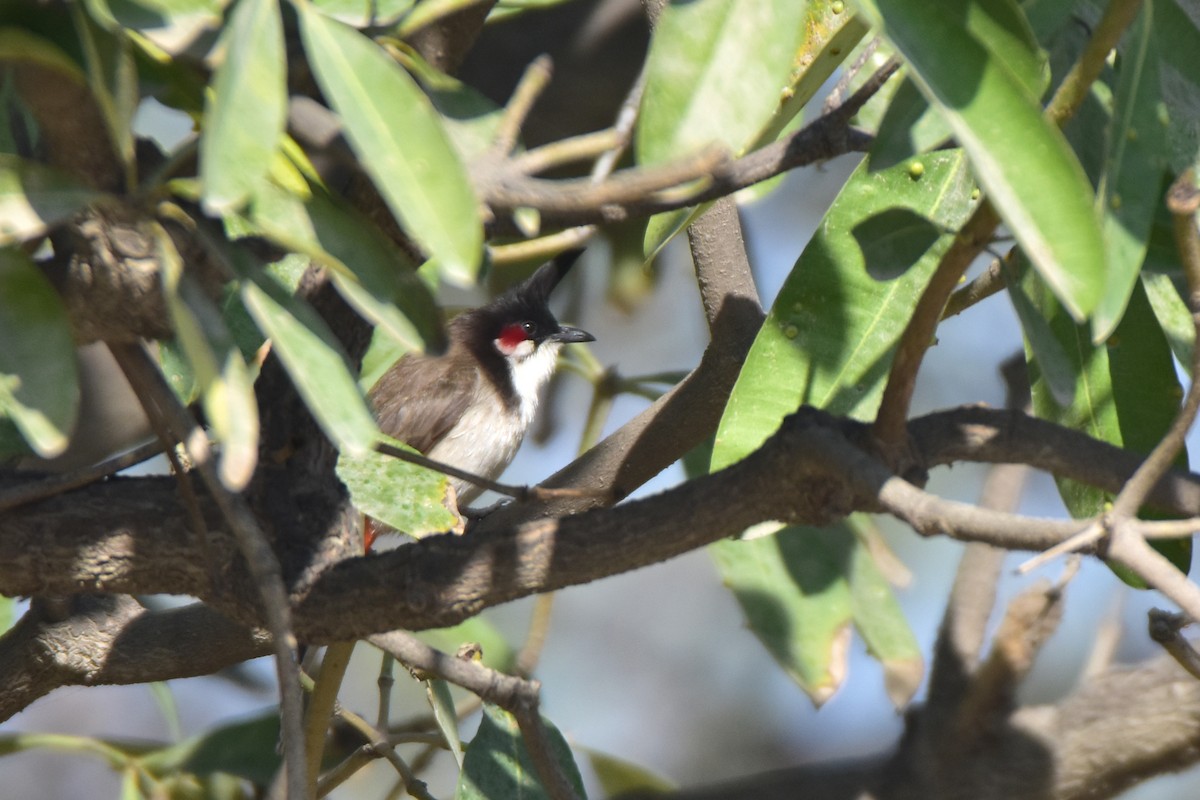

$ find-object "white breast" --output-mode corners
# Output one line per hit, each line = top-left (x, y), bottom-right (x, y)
(428, 341), (562, 505)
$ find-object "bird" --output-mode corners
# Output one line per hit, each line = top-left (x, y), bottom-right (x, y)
(365, 250), (593, 544)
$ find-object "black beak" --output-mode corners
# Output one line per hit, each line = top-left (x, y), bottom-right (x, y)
(553, 325), (595, 344)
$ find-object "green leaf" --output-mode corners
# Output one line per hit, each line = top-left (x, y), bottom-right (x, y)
(847, 520), (922, 709)
(140, 710), (281, 786)
(636, 0), (810, 165)
(711, 526), (854, 703)
(849, 205), (943, 281)
(857, 0), (1106, 320)
(749, 2), (870, 148)
(457, 704), (586, 800)
(311, 0), (415, 26)
(870, 76), (951, 170)
(709, 150), (974, 701)
(1027, 274), (1191, 579)
(1092, 2), (1167, 340)
(1153, 0), (1200, 171)
(584, 747), (675, 796)
(1005, 256), (1077, 407)
(0, 154), (102, 245)
(641, 2), (866, 259)
(240, 271), (378, 457)
(157, 223), (259, 489)
(200, 0), (286, 213)
(298, 6), (482, 284)
(0, 247), (78, 458)
(245, 178), (446, 354)
(426, 679), (464, 766)
(336, 435), (457, 536)
(712, 150), (974, 465)
(1143, 272), (1193, 368)
(395, 46), (505, 163)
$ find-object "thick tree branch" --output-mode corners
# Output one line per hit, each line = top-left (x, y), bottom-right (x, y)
(9, 406), (1200, 640)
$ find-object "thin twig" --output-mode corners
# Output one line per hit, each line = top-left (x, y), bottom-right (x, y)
(510, 130), (623, 176)
(304, 642), (357, 796)
(942, 255), (1007, 320)
(0, 439), (163, 513)
(1044, 0), (1147, 127)
(368, 631), (581, 800)
(479, 61), (898, 228)
(107, 343), (308, 800)
(374, 441), (601, 504)
(873, 200), (1001, 449)
(1149, 608), (1200, 680)
(491, 55), (553, 155)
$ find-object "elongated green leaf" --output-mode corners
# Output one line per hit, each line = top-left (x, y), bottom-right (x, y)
(1153, 0), (1200, 171)
(847, 520), (922, 709)
(1093, 2), (1168, 340)
(426, 679), (464, 766)
(157, 224), (259, 489)
(141, 711), (281, 785)
(200, 0), (286, 213)
(857, 0), (1105, 319)
(709, 150), (974, 701)
(1005, 255), (1077, 407)
(637, 0), (810, 165)
(711, 525), (855, 702)
(584, 748), (675, 796)
(311, 0), (414, 26)
(241, 273), (378, 457)
(641, 2), (865, 259)
(0, 154), (101, 245)
(0, 247), (78, 457)
(1143, 272), (1193, 368)
(246, 177), (445, 354)
(457, 705), (585, 800)
(1028, 274), (1191, 578)
(871, 77), (951, 170)
(336, 435), (457, 536)
(298, 7), (482, 284)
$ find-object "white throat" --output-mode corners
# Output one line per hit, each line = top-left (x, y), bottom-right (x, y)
(504, 340), (562, 427)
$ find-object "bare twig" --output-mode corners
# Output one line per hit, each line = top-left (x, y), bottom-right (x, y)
(942, 255), (1007, 319)
(1149, 608), (1200, 680)
(491, 55), (554, 155)
(369, 631), (580, 800)
(108, 343), (308, 800)
(0, 439), (162, 512)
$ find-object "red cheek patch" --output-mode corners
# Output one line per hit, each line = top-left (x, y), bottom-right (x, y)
(497, 323), (529, 352)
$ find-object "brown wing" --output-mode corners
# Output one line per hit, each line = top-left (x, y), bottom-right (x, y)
(368, 349), (478, 454)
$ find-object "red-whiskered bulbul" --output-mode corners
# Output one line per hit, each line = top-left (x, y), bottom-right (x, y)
(366, 251), (593, 539)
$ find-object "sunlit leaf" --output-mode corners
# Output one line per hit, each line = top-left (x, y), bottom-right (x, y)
(457, 705), (585, 800)
(1092, 2), (1168, 340)
(709, 150), (974, 701)
(0, 247), (78, 458)
(1027, 274), (1192, 580)
(426, 679), (464, 766)
(0, 154), (101, 245)
(240, 272), (378, 457)
(336, 435), (457, 536)
(637, 0), (809, 165)
(857, 0), (1106, 319)
(157, 223), (259, 489)
(200, 0), (286, 213)
(298, 6), (482, 284)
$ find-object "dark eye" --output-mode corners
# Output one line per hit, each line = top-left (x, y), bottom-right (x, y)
(521, 321), (537, 336)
